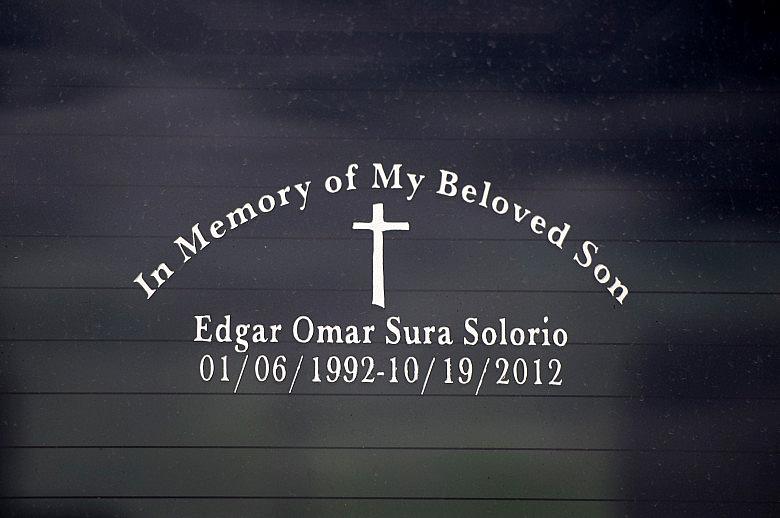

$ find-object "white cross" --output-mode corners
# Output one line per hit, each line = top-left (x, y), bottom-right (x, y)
(352, 203), (409, 308)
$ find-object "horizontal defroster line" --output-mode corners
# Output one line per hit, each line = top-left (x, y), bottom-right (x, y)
(6, 82), (780, 95)
(1, 132), (777, 142)
(0, 286), (776, 295)
(0, 496), (776, 503)
(3, 183), (780, 193)
(1, 392), (777, 400)
(1, 234), (777, 243)
(0, 445), (775, 454)
(0, 339), (772, 347)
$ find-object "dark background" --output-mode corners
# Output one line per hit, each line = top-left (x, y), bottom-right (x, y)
(0, 1), (778, 516)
